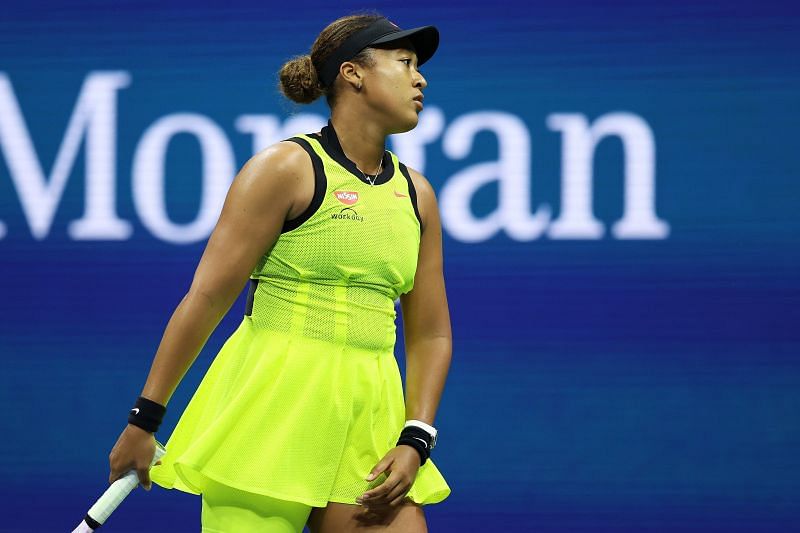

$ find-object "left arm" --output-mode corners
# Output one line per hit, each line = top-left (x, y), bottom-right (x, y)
(358, 168), (452, 508)
(400, 167), (452, 426)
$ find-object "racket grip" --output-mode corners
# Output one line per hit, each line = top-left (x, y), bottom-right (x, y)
(86, 470), (139, 525)
(79, 441), (167, 530)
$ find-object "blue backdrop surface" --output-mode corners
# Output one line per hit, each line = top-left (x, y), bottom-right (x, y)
(1, 1), (798, 531)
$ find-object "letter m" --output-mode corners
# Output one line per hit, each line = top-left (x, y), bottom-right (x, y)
(0, 71), (132, 240)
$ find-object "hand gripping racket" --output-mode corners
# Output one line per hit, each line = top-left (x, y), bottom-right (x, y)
(72, 440), (166, 532)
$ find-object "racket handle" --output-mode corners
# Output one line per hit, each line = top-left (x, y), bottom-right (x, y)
(73, 441), (166, 532)
(86, 470), (140, 525)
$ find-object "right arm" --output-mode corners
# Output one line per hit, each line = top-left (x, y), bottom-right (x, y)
(138, 141), (311, 407)
(108, 141), (312, 488)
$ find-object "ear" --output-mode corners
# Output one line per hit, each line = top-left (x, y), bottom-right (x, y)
(339, 61), (364, 90)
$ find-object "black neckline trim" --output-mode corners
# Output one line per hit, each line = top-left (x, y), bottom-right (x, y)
(313, 120), (394, 186)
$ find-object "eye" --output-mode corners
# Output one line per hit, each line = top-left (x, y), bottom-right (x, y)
(401, 58), (412, 66)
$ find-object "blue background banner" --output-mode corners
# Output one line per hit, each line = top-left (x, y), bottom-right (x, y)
(1, 1), (798, 531)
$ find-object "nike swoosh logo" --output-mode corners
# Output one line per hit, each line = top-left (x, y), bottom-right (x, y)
(412, 436), (428, 449)
(393, 190), (408, 198)
(130, 408), (140, 415)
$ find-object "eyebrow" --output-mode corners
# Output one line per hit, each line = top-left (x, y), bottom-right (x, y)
(394, 48), (418, 59)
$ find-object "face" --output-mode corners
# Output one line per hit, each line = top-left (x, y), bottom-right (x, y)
(360, 41), (428, 134)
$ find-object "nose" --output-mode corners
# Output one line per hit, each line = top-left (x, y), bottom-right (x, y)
(413, 70), (427, 89)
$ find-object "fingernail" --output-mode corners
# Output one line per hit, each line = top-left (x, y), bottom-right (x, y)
(366, 474), (374, 480)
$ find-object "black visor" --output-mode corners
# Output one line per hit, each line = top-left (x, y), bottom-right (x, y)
(319, 18), (439, 88)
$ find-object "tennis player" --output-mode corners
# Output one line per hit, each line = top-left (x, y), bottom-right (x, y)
(107, 12), (451, 532)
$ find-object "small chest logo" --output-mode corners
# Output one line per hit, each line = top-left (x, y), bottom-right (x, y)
(333, 190), (359, 205)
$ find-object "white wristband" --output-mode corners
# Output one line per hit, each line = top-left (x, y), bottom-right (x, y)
(404, 419), (438, 449)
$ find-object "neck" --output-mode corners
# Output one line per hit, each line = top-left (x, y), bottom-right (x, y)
(329, 111), (386, 175)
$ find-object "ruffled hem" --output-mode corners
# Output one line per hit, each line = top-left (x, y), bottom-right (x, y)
(152, 457), (451, 508)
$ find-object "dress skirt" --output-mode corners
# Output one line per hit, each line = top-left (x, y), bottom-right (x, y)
(149, 317), (451, 508)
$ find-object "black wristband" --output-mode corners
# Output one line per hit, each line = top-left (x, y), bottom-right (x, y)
(396, 426), (432, 466)
(128, 396), (166, 434)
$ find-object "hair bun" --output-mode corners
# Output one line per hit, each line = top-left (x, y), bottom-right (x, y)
(278, 54), (324, 104)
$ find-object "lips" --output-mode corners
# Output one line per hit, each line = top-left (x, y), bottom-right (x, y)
(413, 94), (424, 110)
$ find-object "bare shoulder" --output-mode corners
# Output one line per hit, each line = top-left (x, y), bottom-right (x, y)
(404, 166), (437, 230)
(229, 140), (313, 218)
(239, 140), (311, 190)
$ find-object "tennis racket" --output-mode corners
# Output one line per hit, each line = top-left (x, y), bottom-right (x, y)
(72, 440), (166, 532)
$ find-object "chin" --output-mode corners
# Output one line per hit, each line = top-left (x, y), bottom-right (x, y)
(390, 112), (420, 135)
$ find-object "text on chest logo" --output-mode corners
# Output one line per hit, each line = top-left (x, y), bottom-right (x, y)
(333, 191), (359, 205)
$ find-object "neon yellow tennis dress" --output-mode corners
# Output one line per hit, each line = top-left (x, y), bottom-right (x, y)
(150, 121), (451, 508)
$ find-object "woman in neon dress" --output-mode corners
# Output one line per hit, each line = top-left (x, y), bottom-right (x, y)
(109, 13), (451, 532)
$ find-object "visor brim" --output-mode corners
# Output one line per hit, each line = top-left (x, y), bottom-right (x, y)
(370, 25), (440, 66)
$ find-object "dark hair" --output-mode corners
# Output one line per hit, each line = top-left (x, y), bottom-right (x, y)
(278, 13), (382, 107)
